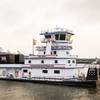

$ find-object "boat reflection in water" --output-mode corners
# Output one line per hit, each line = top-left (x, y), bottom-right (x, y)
(0, 81), (99, 100)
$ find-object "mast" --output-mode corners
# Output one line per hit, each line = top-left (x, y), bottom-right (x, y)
(32, 39), (36, 55)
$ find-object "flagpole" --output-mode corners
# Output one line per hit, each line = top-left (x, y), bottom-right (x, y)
(32, 39), (36, 55)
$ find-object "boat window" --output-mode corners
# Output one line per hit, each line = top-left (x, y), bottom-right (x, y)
(60, 34), (66, 40)
(45, 35), (51, 39)
(72, 60), (75, 63)
(66, 52), (69, 55)
(41, 60), (44, 64)
(55, 34), (59, 40)
(28, 60), (31, 63)
(23, 69), (28, 73)
(2, 71), (6, 76)
(15, 70), (19, 77)
(54, 51), (56, 55)
(68, 60), (71, 63)
(1, 56), (6, 61)
(55, 60), (58, 64)
(42, 70), (48, 73)
(54, 70), (60, 74)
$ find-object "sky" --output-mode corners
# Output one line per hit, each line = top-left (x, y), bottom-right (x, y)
(0, 0), (100, 58)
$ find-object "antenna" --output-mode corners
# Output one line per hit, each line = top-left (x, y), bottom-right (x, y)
(0, 47), (3, 52)
(17, 50), (21, 54)
(7, 50), (11, 53)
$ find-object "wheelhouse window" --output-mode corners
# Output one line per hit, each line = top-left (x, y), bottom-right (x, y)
(41, 60), (44, 64)
(23, 69), (28, 73)
(42, 70), (48, 73)
(55, 34), (59, 40)
(1, 56), (6, 61)
(45, 35), (51, 39)
(54, 70), (60, 74)
(60, 34), (66, 40)
(55, 60), (58, 64)
(55, 34), (66, 40)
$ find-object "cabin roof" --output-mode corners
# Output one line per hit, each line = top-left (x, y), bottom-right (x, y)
(40, 31), (74, 35)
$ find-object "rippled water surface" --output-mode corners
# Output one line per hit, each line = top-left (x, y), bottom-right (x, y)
(0, 81), (100, 100)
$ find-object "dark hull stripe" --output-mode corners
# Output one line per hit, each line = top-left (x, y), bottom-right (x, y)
(0, 78), (96, 87)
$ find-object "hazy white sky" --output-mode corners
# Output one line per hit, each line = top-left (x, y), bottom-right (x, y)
(0, 0), (100, 58)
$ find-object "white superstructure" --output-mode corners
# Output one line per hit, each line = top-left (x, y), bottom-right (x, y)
(23, 28), (91, 80)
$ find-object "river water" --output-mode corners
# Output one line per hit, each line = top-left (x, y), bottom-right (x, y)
(0, 81), (100, 100)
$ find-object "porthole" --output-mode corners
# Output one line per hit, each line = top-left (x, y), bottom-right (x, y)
(28, 60), (31, 63)
(41, 60), (44, 64)
(55, 60), (58, 64)
(72, 60), (75, 63)
(66, 52), (69, 54)
(54, 51), (56, 55)
(68, 60), (70, 63)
